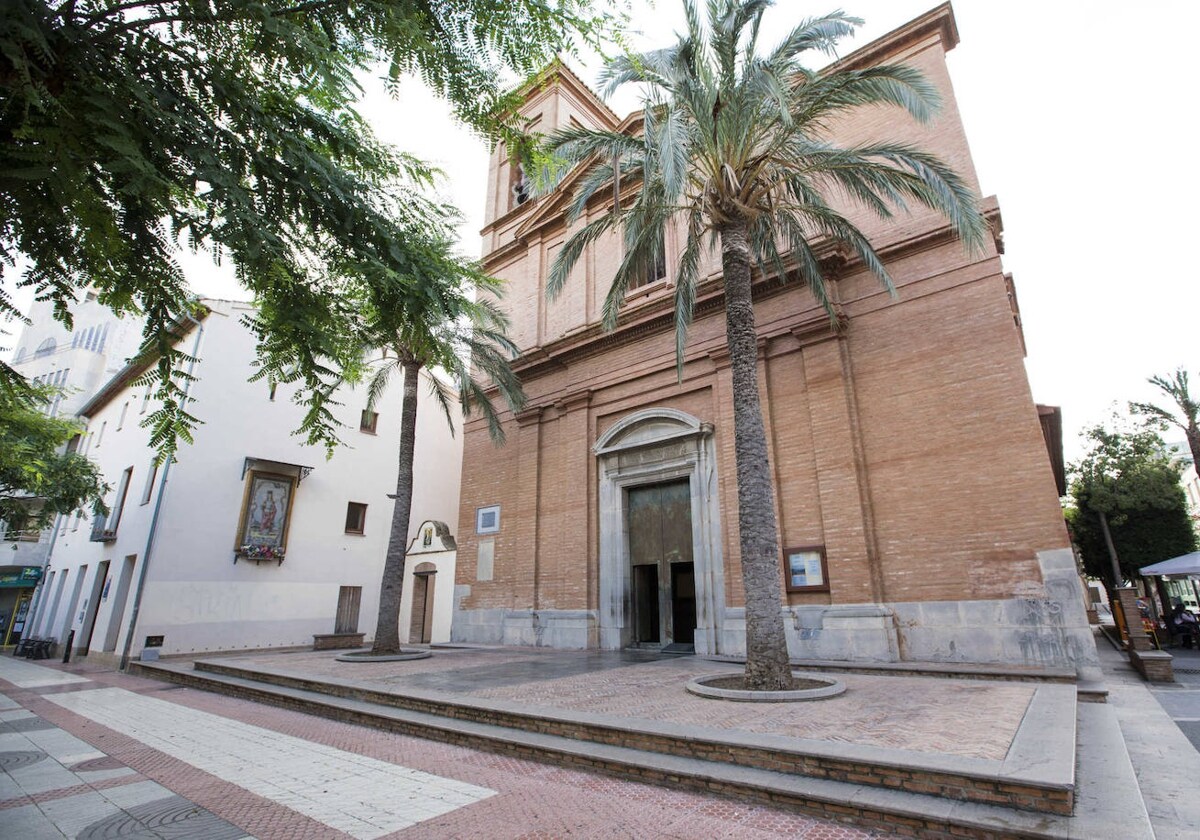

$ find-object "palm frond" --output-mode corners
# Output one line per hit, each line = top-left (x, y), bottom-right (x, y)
(547, 212), (622, 300)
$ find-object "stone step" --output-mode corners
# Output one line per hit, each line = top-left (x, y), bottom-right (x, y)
(185, 657), (1076, 816)
(130, 660), (1151, 839)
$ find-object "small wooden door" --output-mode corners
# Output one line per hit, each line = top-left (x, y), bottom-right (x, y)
(334, 586), (362, 634)
(409, 571), (435, 643)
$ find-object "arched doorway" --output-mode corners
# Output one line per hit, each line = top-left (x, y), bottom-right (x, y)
(594, 408), (724, 654)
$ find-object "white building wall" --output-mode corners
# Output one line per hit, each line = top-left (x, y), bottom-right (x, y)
(41, 299), (463, 660)
(3, 293), (147, 569)
(397, 521), (458, 645)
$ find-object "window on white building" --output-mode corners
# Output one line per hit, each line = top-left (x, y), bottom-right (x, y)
(140, 460), (158, 505)
(344, 502), (368, 535)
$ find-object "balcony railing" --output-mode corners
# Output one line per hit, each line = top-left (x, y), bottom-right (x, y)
(89, 519), (117, 542)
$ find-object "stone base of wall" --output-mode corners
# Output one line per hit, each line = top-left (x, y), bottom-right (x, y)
(451, 602), (597, 649)
(719, 604), (900, 663)
(712, 551), (1100, 679)
(451, 550), (1101, 679)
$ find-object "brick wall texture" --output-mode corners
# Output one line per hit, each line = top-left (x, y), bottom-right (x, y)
(455, 9), (1069, 619)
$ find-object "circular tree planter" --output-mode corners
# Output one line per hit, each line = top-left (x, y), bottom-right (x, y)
(334, 649), (432, 663)
(686, 671), (846, 702)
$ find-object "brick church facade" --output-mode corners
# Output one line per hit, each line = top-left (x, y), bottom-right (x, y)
(452, 5), (1097, 677)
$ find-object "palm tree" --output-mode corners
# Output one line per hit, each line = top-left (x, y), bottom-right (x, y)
(360, 257), (525, 655)
(541, 0), (986, 689)
(1131, 369), (1200, 473)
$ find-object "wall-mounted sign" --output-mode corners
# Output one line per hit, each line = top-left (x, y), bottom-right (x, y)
(0, 566), (43, 589)
(783, 546), (829, 593)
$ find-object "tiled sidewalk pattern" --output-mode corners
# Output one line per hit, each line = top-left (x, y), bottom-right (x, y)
(2, 659), (890, 839)
(45, 686), (495, 839)
(1, 688), (249, 839)
(235, 648), (1034, 760)
(0, 655), (90, 688)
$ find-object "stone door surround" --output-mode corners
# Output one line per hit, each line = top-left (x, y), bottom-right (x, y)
(594, 408), (725, 653)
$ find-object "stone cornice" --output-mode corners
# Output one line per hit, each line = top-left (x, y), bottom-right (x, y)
(832, 2), (958, 71)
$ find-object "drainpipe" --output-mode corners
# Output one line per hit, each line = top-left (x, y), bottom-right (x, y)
(119, 310), (204, 670)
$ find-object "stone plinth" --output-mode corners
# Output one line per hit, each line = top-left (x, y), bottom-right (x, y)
(312, 633), (365, 651)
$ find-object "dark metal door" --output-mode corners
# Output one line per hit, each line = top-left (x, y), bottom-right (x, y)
(626, 479), (693, 644)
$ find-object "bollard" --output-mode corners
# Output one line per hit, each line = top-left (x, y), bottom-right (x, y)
(61, 629), (75, 664)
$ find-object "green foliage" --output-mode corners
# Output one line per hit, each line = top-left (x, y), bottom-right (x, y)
(1, 0), (619, 458)
(1130, 367), (1200, 470)
(0, 383), (108, 531)
(355, 236), (526, 447)
(540, 0), (987, 365)
(1067, 418), (1197, 584)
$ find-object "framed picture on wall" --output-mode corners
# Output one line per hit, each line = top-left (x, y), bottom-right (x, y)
(235, 471), (297, 561)
(783, 546), (829, 593)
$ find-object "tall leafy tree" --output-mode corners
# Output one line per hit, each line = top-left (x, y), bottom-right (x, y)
(1, 383), (107, 532)
(352, 243), (524, 655)
(1067, 419), (1196, 590)
(541, 0), (986, 689)
(1131, 368), (1200, 472)
(1, 0), (616, 457)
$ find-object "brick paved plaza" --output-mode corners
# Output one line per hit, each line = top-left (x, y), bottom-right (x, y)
(0, 655), (887, 839)
(232, 647), (1034, 761)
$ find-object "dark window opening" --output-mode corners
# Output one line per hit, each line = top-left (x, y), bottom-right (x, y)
(345, 502), (367, 535)
(631, 232), (667, 291)
(359, 409), (379, 434)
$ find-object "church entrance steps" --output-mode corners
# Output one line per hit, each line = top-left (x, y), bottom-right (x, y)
(128, 650), (1151, 838)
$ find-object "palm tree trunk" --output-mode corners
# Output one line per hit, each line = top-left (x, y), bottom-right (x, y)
(719, 221), (794, 691)
(1098, 509), (1123, 590)
(1186, 422), (1200, 481)
(371, 358), (422, 654)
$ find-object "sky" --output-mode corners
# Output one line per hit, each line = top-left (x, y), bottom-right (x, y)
(4, 1), (1198, 461)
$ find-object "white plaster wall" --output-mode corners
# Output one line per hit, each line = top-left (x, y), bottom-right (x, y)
(397, 520), (459, 645)
(37, 298), (464, 658)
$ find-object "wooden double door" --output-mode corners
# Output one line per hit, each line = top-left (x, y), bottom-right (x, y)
(628, 479), (696, 649)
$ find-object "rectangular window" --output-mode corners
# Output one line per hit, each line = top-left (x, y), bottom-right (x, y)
(359, 409), (379, 434)
(140, 460), (159, 505)
(104, 466), (133, 537)
(140, 390), (151, 414)
(630, 232), (667, 291)
(783, 546), (829, 593)
(96, 421), (107, 448)
(476, 505), (500, 534)
(344, 502), (368, 535)
(117, 402), (129, 431)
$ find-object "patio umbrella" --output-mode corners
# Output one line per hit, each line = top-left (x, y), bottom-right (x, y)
(1139, 552), (1200, 578)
